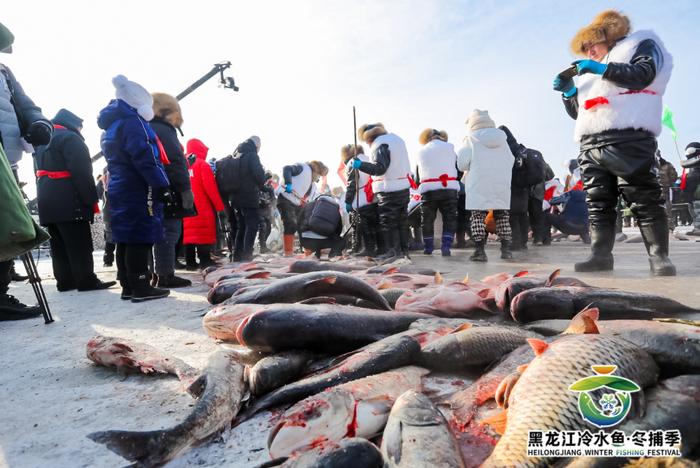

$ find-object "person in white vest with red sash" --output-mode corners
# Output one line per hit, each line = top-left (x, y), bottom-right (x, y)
(351, 123), (412, 259)
(415, 128), (459, 256)
(343, 144), (380, 256)
(553, 10), (675, 276)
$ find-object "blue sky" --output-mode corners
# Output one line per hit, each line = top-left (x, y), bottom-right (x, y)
(3, 0), (699, 196)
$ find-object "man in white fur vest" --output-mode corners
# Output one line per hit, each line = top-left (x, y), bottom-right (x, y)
(553, 10), (675, 276)
(415, 128), (459, 256)
(351, 123), (411, 259)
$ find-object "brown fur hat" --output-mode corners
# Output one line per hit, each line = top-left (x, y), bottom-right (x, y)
(308, 160), (329, 177)
(570, 10), (631, 56)
(419, 128), (448, 145)
(358, 123), (387, 144)
(152, 92), (183, 128)
(340, 144), (364, 163)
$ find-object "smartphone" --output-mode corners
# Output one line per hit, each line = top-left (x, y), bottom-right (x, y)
(558, 64), (578, 80)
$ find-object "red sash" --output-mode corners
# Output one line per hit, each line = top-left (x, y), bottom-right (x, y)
(421, 173), (458, 187)
(584, 89), (657, 110)
(36, 170), (71, 179)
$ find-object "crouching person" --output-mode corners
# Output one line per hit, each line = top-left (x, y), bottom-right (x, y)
(457, 110), (513, 262)
(543, 189), (590, 244)
(278, 160), (328, 256)
(299, 195), (345, 259)
(416, 128), (459, 256)
(342, 144), (379, 256)
(35, 109), (116, 292)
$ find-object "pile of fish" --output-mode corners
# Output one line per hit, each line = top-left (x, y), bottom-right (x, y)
(84, 256), (700, 467)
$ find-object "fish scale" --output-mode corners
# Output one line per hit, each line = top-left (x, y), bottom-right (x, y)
(483, 334), (659, 468)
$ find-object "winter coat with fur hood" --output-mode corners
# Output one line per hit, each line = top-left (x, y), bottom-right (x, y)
(97, 99), (170, 244)
(457, 127), (512, 210)
(183, 139), (224, 245)
(35, 109), (98, 225)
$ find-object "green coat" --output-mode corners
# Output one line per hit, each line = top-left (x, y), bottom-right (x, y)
(0, 143), (48, 261)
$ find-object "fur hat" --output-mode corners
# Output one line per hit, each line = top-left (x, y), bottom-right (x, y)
(570, 10), (631, 56)
(152, 92), (183, 128)
(358, 123), (387, 144)
(308, 160), (329, 177)
(249, 135), (261, 151)
(466, 109), (495, 132)
(112, 75), (154, 121)
(340, 144), (364, 163)
(419, 128), (448, 145)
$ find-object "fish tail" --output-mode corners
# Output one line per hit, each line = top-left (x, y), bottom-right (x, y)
(88, 428), (183, 464)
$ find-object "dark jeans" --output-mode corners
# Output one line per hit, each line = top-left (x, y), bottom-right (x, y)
(528, 196), (544, 242)
(0, 260), (11, 295)
(543, 212), (588, 243)
(153, 218), (182, 276)
(116, 243), (152, 282)
(104, 241), (116, 263)
(185, 244), (212, 266)
(510, 212), (528, 248)
(47, 221), (99, 290)
(377, 189), (410, 252)
(300, 235), (346, 258)
(233, 206), (260, 261)
(277, 196), (302, 235)
(421, 190), (458, 238)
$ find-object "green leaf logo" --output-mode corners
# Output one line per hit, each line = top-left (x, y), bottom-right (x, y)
(569, 365), (640, 428)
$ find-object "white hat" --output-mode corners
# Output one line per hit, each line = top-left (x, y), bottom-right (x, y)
(112, 75), (154, 121)
(250, 135), (261, 150)
(466, 109), (495, 132)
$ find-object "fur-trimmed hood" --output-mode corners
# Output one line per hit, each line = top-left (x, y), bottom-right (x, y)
(152, 92), (183, 129)
(419, 128), (448, 145)
(358, 123), (387, 144)
(571, 10), (631, 56)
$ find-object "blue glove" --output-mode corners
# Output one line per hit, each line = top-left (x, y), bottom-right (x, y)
(284, 183), (292, 193)
(574, 59), (607, 75)
(345, 203), (353, 212)
(553, 75), (574, 93)
(351, 159), (362, 170)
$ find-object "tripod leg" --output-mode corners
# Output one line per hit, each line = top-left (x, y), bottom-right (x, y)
(21, 252), (53, 324)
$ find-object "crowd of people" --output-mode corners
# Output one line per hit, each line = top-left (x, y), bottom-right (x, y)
(2, 9), (700, 320)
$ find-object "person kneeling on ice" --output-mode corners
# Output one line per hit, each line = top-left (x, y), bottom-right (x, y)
(299, 194), (346, 259)
(457, 110), (513, 262)
(352, 123), (412, 259)
(97, 75), (171, 303)
(543, 188), (590, 244)
(278, 160), (328, 256)
(415, 128), (459, 256)
(553, 10), (675, 275)
(343, 144), (379, 257)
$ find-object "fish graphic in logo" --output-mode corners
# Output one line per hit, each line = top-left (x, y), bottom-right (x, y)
(569, 365), (641, 428)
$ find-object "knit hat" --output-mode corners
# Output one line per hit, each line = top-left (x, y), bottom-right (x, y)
(466, 109), (495, 132)
(0, 22), (14, 53)
(570, 10), (631, 56)
(358, 123), (387, 144)
(112, 75), (154, 121)
(418, 128), (448, 145)
(250, 135), (261, 151)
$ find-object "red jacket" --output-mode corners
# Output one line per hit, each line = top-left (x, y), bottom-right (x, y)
(183, 139), (225, 244)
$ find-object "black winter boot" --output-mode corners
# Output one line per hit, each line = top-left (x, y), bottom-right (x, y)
(129, 273), (170, 303)
(500, 240), (513, 259)
(0, 294), (42, 321)
(156, 274), (192, 288)
(574, 225), (614, 272)
(355, 224), (377, 257)
(118, 272), (132, 300)
(376, 231), (399, 261)
(470, 241), (488, 262)
(639, 222), (676, 276)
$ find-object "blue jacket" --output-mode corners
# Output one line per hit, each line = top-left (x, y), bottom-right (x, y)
(551, 190), (588, 226)
(97, 99), (170, 244)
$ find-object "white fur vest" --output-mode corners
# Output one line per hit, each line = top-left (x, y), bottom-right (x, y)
(370, 133), (411, 193)
(574, 30), (673, 142)
(280, 163), (313, 206)
(416, 139), (459, 194)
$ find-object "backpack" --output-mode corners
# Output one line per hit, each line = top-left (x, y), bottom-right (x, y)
(307, 196), (341, 236)
(522, 149), (546, 187)
(215, 154), (242, 195)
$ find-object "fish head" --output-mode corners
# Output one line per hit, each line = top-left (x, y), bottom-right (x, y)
(233, 305), (266, 345)
(268, 390), (355, 458)
(203, 304), (260, 342)
(391, 390), (443, 426)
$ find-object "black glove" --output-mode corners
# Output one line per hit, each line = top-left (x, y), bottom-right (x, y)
(25, 120), (53, 146)
(155, 187), (174, 204)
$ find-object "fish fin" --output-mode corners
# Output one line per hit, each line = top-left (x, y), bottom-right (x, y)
(435, 272), (443, 284)
(377, 281), (391, 290)
(87, 428), (181, 463)
(516, 364), (529, 374)
(450, 323), (473, 334)
(306, 276), (337, 286)
(110, 343), (134, 354)
(514, 270), (529, 278)
(187, 374), (207, 399)
(526, 338), (549, 356)
(564, 307), (600, 334)
(384, 420), (403, 464)
(382, 267), (399, 275)
(462, 274), (469, 284)
(248, 271), (271, 279)
(477, 288), (491, 299)
(545, 269), (561, 287)
(495, 372), (522, 409)
(481, 409), (508, 435)
(298, 297), (337, 305)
